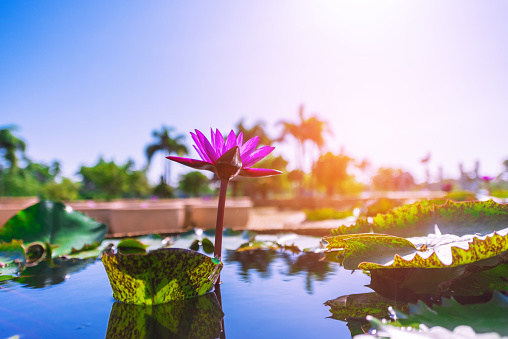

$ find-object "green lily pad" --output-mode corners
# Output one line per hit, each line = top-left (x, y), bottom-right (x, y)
(324, 234), (417, 270)
(325, 201), (508, 270)
(201, 238), (214, 254)
(102, 248), (222, 305)
(0, 240), (26, 281)
(331, 230), (508, 270)
(0, 201), (107, 257)
(105, 291), (224, 339)
(333, 200), (508, 238)
(188, 237), (215, 254)
(117, 238), (149, 254)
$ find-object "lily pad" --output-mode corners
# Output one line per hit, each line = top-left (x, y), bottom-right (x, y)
(117, 238), (149, 254)
(0, 201), (107, 257)
(0, 240), (26, 281)
(325, 201), (508, 270)
(102, 248), (222, 305)
(326, 229), (508, 270)
(333, 200), (508, 238)
(105, 291), (224, 339)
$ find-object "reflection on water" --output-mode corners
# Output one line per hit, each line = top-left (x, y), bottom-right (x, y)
(0, 246), (366, 338)
(4, 257), (96, 288)
(224, 249), (278, 281)
(225, 249), (336, 293)
(325, 261), (508, 337)
(106, 291), (224, 339)
(280, 251), (334, 294)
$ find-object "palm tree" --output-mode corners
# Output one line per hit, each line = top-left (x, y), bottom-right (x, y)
(145, 126), (188, 185)
(235, 119), (273, 146)
(277, 105), (331, 171)
(0, 125), (27, 171)
(0, 126), (28, 196)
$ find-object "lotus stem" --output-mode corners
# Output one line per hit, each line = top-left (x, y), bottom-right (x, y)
(214, 178), (229, 259)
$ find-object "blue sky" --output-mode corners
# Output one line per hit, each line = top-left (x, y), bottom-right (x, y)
(1, 1), (508, 185)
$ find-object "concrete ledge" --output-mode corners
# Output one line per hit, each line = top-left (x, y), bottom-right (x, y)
(189, 197), (252, 230)
(71, 200), (186, 237)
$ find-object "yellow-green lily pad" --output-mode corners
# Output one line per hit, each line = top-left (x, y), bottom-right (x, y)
(102, 248), (222, 305)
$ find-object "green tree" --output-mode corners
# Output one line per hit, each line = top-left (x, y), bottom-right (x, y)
(145, 126), (188, 185)
(1, 160), (62, 197)
(241, 155), (288, 199)
(153, 176), (174, 198)
(178, 171), (211, 197)
(41, 178), (81, 201)
(313, 152), (355, 196)
(1, 169), (43, 196)
(78, 158), (151, 200)
(0, 126), (27, 171)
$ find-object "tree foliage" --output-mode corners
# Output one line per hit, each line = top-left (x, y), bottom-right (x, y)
(145, 126), (188, 184)
(0, 126), (27, 170)
(312, 152), (354, 196)
(78, 158), (151, 200)
(240, 155), (289, 199)
(178, 171), (212, 197)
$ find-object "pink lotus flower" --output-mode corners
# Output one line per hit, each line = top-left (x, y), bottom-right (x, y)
(167, 129), (282, 180)
(167, 129), (282, 264)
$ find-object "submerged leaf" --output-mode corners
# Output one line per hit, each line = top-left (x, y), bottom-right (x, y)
(391, 291), (508, 336)
(102, 248), (222, 305)
(325, 292), (409, 321)
(0, 201), (107, 257)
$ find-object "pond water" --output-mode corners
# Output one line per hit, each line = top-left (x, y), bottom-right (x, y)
(0, 241), (372, 338)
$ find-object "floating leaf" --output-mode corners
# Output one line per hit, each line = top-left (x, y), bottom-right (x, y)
(325, 201), (508, 270)
(201, 238), (214, 254)
(324, 234), (417, 270)
(333, 200), (508, 238)
(117, 238), (149, 254)
(105, 291), (224, 339)
(190, 239), (200, 251)
(0, 240), (26, 281)
(102, 248), (222, 305)
(0, 201), (107, 257)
